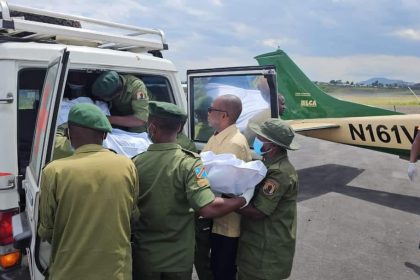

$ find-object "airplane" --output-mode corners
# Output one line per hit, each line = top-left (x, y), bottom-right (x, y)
(255, 49), (420, 159)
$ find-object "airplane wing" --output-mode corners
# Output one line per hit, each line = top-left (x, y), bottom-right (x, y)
(290, 122), (340, 132)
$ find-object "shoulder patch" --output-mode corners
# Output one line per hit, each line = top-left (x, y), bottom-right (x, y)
(262, 179), (279, 196)
(195, 166), (208, 179)
(194, 165), (209, 188)
(135, 91), (147, 100)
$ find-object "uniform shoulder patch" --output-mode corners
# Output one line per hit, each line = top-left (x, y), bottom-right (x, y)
(194, 165), (209, 188)
(135, 91), (147, 100)
(194, 166), (208, 179)
(262, 179), (279, 196)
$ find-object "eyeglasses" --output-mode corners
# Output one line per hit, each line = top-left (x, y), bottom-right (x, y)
(207, 107), (227, 114)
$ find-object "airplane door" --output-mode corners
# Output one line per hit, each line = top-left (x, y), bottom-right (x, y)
(187, 66), (278, 150)
(23, 49), (69, 279)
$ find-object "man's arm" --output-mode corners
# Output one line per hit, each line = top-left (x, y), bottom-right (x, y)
(38, 168), (57, 243)
(198, 197), (246, 219)
(408, 132), (420, 181)
(410, 132), (420, 162)
(108, 115), (146, 127)
(237, 203), (266, 219)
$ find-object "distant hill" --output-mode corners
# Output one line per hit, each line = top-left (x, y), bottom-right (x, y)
(410, 83), (420, 90)
(359, 77), (414, 87)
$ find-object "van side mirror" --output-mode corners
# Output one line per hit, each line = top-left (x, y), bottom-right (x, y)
(12, 212), (32, 250)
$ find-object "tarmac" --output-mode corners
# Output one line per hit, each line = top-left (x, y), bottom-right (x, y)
(288, 135), (420, 280)
(191, 134), (420, 280)
(6, 135), (420, 280)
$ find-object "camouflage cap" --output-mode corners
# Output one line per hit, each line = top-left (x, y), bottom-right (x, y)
(149, 101), (187, 122)
(92, 71), (122, 98)
(249, 118), (299, 150)
(68, 103), (112, 132)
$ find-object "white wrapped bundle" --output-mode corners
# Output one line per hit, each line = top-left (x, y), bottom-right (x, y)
(103, 129), (151, 157)
(58, 97), (110, 126)
(200, 151), (267, 195)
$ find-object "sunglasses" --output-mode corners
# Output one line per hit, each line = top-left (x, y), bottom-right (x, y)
(207, 107), (227, 114)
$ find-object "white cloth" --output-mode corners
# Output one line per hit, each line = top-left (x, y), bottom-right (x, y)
(103, 129), (151, 158)
(57, 97), (110, 126)
(408, 162), (418, 181)
(200, 151), (267, 195)
(205, 83), (270, 131)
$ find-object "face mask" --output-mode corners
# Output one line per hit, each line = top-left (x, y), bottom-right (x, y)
(253, 138), (271, 156)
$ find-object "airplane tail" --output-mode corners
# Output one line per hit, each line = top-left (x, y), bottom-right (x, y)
(255, 49), (403, 120)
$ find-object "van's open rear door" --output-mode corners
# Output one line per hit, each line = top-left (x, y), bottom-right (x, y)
(16, 49), (69, 279)
(187, 66), (278, 151)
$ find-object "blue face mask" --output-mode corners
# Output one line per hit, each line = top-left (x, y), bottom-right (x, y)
(253, 138), (271, 156)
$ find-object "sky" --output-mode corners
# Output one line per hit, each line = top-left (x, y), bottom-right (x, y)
(10, 0), (420, 83)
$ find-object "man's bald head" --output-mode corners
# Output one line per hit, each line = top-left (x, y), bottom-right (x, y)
(216, 94), (242, 125)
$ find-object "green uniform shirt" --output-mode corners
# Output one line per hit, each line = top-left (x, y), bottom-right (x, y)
(110, 75), (149, 132)
(238, 151), (298, 280)
(132, 143), (215, 273)
(38, 144), (139, 280)
(176, 132), (198, 152)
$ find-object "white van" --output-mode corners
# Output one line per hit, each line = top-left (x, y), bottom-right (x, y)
(0, 1), (278, 279)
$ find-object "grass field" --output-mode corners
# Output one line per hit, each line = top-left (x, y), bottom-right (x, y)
(334, 95), (420, 106)
(318, 84), (420, 113)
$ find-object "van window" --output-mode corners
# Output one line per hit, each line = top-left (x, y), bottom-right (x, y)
(134, 75), (174, 103)
(190, 74), (272, 143)
(18, 69), (175, 174)
(17, 69), (46, 175)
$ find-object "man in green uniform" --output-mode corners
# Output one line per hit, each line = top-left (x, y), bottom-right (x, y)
(38, 103), (139, 280)
(194, 95), (214, 142)
(92, 70), (149, 132)
(237, 118), (299, 280)
(131, 101), (255, 280)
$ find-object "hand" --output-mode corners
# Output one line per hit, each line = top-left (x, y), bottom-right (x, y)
(408, 162), (418, 181)
(239, 187), (255, 208)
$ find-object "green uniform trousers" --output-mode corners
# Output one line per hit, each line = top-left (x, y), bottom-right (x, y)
(238, 268), (269, 280)
(134, 270), (192, 280)
(194, 214), (213, 280)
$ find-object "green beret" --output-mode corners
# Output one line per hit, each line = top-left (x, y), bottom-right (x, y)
(68, 103), (112, 132)
(250, 118), (299, 150)
(149, 101), (187, 122)
(92, 71), (122, 98)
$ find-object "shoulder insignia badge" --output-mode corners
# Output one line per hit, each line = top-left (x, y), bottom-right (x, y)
(195, 166), (207, 179)
(194, 166), (209, 187)
(262, 179), (279, 196)
(136, 91), (146, 100)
